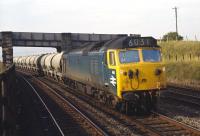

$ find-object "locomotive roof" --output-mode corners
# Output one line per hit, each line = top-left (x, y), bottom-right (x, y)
(67, 36), (160, 55)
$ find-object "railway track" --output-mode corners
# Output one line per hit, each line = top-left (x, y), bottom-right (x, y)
(18, 70), (200, 136)
(161, 86), (200, 107)
(134, 112), (200, 136)
(168, 85), (200, 96)
(19, 73), (108, 136)
(39, 76), (200, 136)
(18, 74), (65, 136)
(19, 70), (149, 136)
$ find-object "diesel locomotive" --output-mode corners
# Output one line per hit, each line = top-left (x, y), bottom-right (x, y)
(14, 36), (166, 113)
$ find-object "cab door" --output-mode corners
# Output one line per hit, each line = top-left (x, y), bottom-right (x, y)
(102, 50), (117, 95)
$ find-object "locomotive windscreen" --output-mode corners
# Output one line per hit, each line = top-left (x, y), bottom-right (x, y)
(122, 37), (158, 48)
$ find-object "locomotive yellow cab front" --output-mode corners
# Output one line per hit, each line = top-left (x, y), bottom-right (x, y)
(107, 47), (166, 100)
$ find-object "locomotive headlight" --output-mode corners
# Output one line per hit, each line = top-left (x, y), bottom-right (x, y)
(120, 70), (127, 76)
(155, 69), (162, 76)
(123, 72), (127, 76)
(162, 67), (166, 72)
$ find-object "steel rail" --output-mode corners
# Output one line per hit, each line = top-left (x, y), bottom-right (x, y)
(35, 76), (109, 136)
(18, 69), (159, 136)
(163, 86), (200, 107)
(168, 85), (200, 92)
(19, 74), (65, 136)
(18, 70), (109, 136)
(152, 112), (200, 135)
(18, 69), (200, 136)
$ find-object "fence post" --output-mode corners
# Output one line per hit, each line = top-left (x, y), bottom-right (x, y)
(0, 65), (16, 136)
(1, 79), (6, 136)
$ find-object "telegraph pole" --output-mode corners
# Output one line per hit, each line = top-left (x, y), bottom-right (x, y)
(173, 7), (178, 40)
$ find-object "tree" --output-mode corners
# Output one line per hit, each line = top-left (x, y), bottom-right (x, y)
(162, 32), (183, 41)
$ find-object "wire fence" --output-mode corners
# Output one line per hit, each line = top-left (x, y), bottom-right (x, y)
(163, 54), (200, 62)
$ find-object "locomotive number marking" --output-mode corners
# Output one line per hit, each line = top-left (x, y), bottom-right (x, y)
(128, 39), (150, 47)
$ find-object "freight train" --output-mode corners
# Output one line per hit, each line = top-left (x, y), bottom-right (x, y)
(14, 36), (166, 113)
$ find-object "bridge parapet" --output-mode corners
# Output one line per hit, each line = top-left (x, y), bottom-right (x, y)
(0, 31), (127, 65)
(0, 32), (126, 48)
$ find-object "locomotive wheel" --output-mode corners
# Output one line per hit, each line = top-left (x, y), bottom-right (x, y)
(152, 94), (158, 111)
(135, 92), (152, 114)
(116, 102), (126, 113)
(116, 101), (132, 114)
(120, 102), (126, 113)
(145, 92), (152, 113)
(140, 93), (146, 112)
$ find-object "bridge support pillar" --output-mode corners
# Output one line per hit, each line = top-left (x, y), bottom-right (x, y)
(58, 33), (72, 53)
(2, 32), (13, 67)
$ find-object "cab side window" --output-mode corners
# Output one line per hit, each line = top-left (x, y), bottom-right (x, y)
(109, 52), (116, 66)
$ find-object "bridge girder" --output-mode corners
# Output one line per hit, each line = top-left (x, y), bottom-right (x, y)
(0, 31), (127, 66)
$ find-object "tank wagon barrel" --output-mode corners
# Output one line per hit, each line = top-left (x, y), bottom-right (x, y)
(33, 55), (40, 67)
(29, 56), (37, 66)
(21, 57), (27, 67)
(18, 57), (23, 66)
(25, 56), (31, 66)
(44, 54), (56, 70)
(51, 52), (63, 72)
(40, 54), (49, 70)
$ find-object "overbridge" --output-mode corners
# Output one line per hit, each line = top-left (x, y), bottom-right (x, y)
(0, 31), (127, 66)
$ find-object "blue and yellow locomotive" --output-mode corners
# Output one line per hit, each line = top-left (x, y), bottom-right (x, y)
(61, 36), (166, 112)
(14, 36), (166, 113)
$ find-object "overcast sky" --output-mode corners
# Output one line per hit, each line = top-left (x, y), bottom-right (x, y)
(0, 0), (200, 58)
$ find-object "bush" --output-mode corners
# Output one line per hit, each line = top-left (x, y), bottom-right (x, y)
(162, 32), (183, 41)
